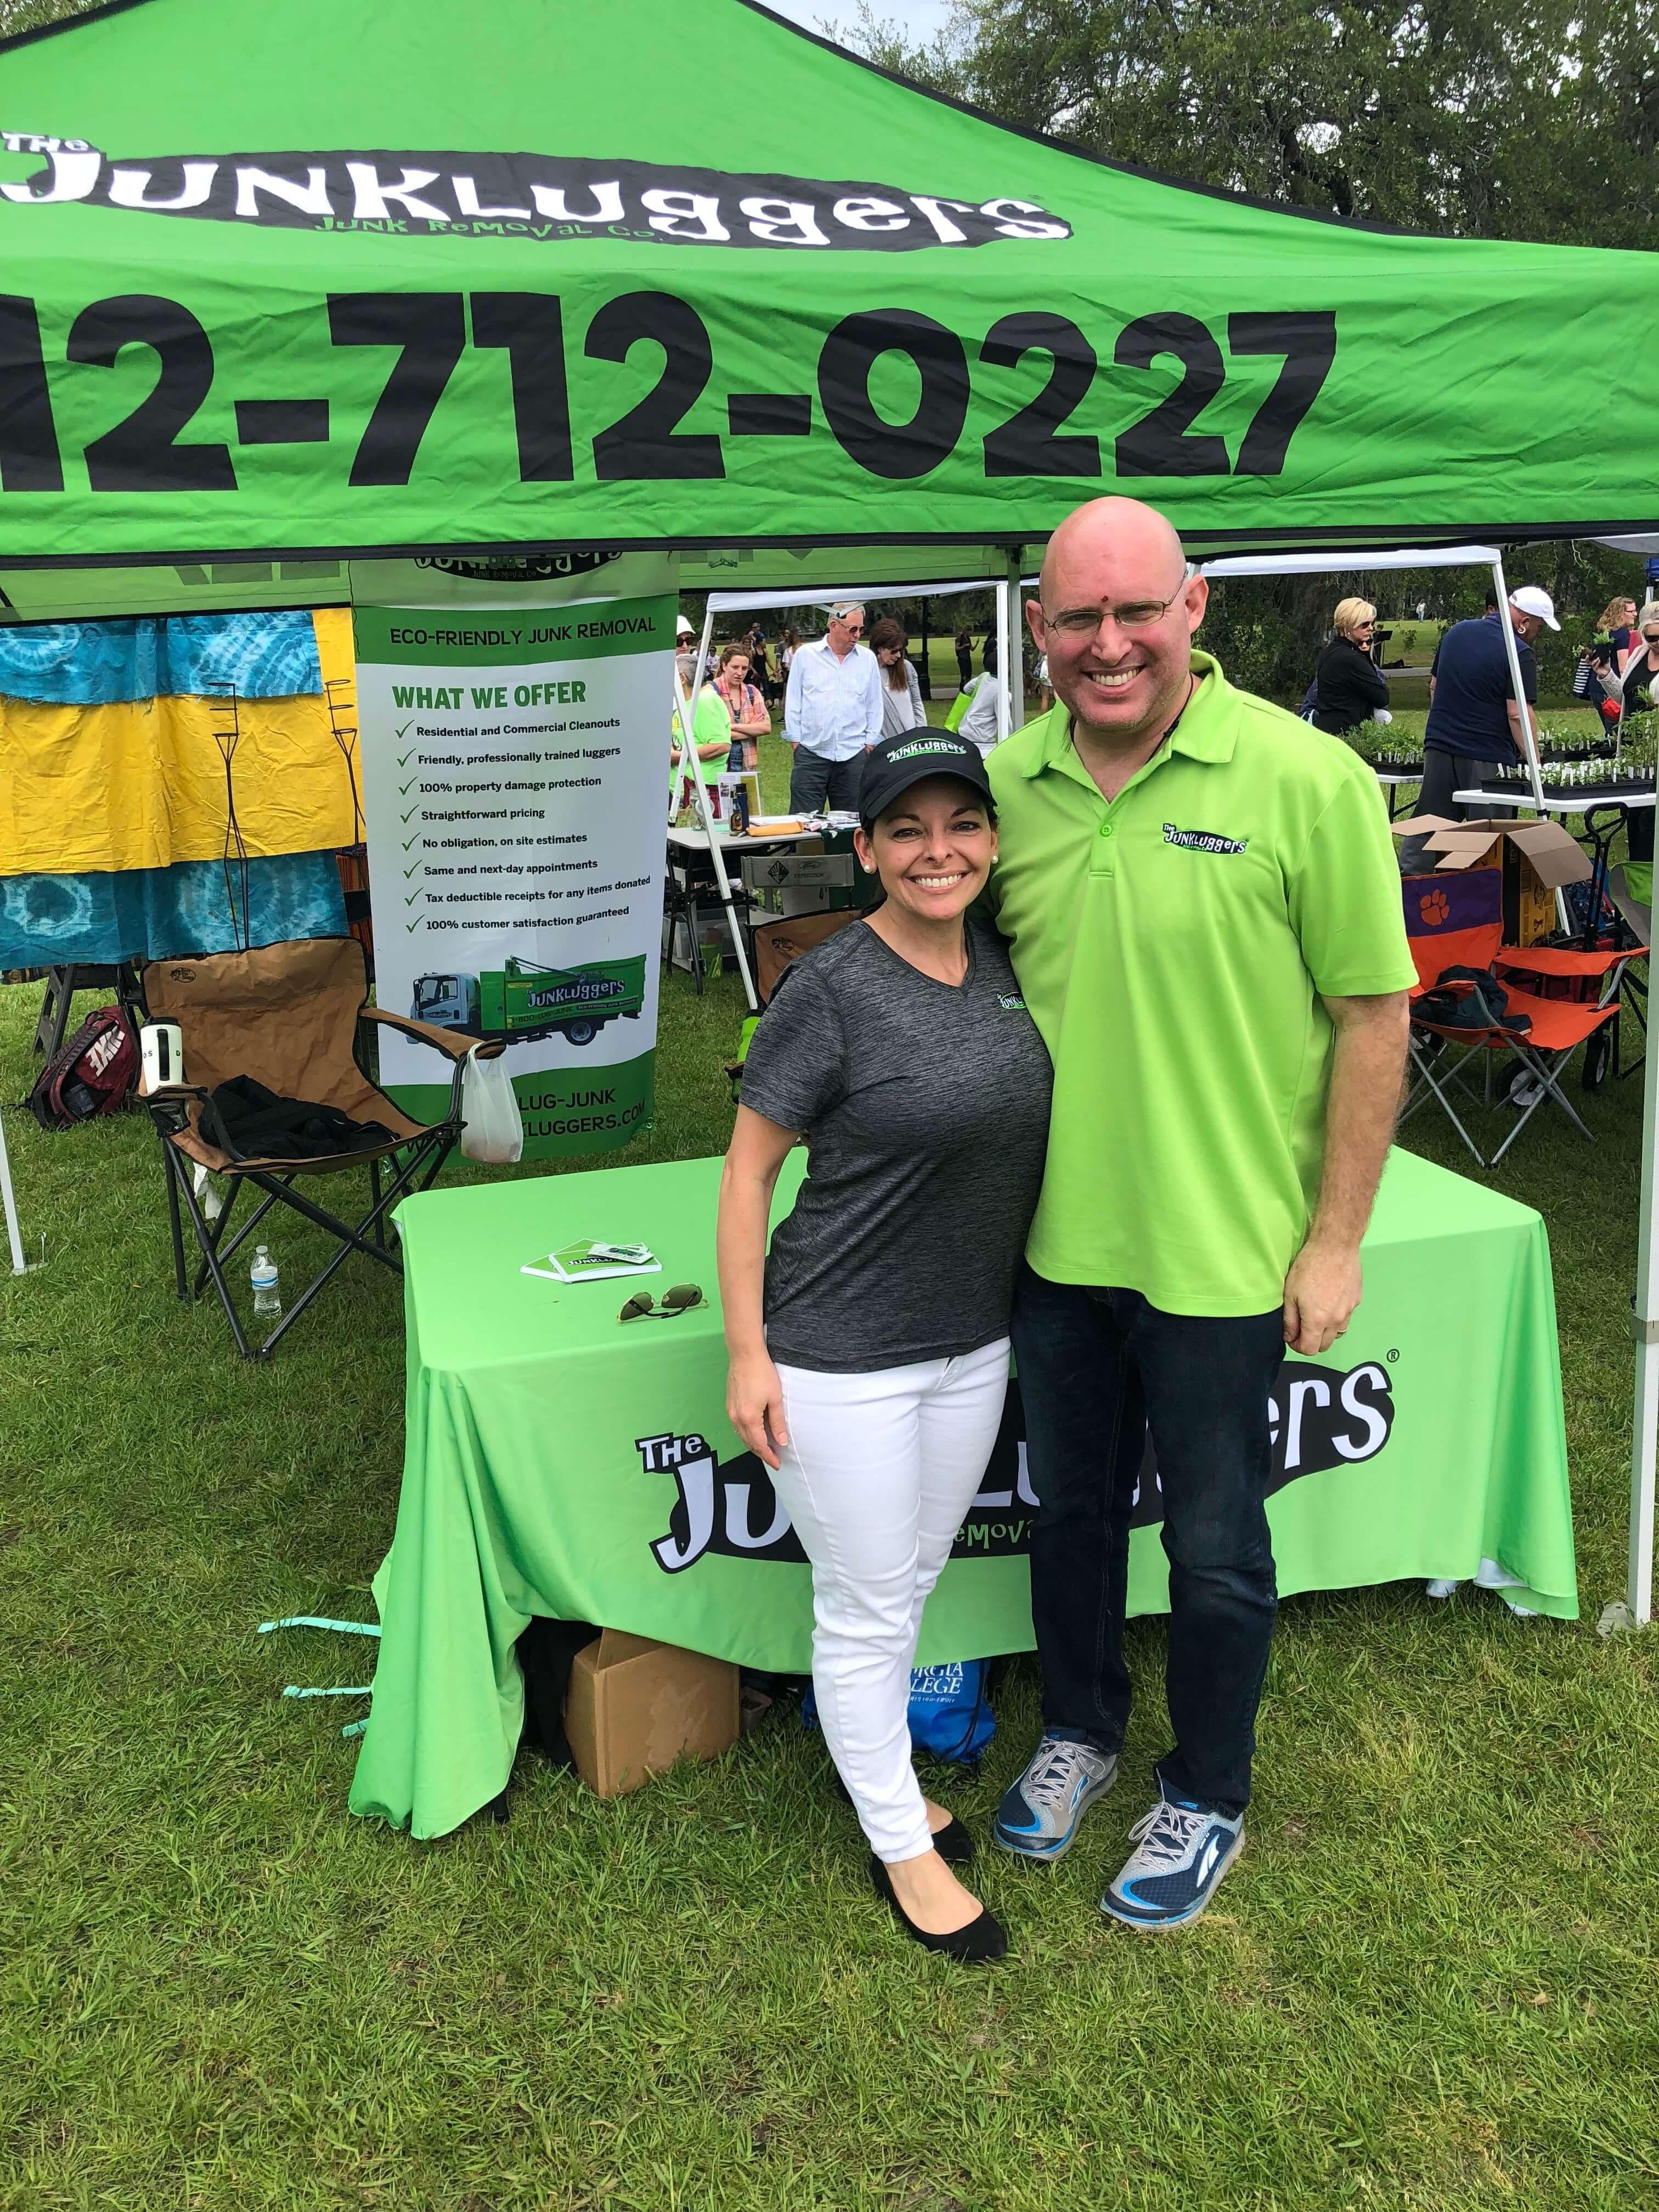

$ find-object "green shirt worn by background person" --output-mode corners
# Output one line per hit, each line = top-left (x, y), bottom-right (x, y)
(670, 685), (732, 791)
(983, 652), (1417, 1318)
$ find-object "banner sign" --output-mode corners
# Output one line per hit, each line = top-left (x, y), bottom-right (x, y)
(353, 553), (673, 1158)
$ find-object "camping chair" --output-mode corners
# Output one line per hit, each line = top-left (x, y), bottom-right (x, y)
(1401, 872), (1633, 1168)
(137, 935), (499, 1359)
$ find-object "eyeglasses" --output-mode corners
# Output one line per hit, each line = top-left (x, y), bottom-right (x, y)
(833, 618), (864, 634)
(619, 1283), (705, 1322)
(1040, 584), (1188, 636)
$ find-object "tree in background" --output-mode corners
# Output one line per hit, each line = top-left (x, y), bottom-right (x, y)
(855, 0), (1658, 250)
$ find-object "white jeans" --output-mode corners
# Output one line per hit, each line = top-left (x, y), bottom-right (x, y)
(770, 1339), (1011, 1863)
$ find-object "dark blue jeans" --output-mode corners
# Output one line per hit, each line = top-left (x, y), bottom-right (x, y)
(1011, 1264), (1286, 1814)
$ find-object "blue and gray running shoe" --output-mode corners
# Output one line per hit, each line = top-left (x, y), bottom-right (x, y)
(1099, 1792), (1243, 1931)
(994, 1735), (1118, 1861)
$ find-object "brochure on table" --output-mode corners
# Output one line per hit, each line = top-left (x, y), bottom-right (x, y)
(353, 554), (674, 1158)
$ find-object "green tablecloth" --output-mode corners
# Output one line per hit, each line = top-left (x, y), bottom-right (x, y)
(349, 1147), (1576, 1839)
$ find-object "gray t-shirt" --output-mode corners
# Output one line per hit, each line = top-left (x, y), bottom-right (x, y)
(740, 918), (1053, 1373)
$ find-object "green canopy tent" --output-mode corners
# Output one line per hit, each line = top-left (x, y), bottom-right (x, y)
(0, 0), (1654, 584)
(2, 0), (1658, 1627)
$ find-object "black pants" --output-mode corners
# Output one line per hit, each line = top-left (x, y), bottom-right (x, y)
(788, 747), (865, 815)
(1419, 747), (1516, 822)
(1011, 1264), (1286, 1814)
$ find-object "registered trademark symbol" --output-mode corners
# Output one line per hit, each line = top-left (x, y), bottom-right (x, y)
(1386, 1348), (1400, 1363)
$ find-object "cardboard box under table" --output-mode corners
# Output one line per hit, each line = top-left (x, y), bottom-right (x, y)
(1394, 814), (1592, 945)
(349, 1151), (1577, 1841)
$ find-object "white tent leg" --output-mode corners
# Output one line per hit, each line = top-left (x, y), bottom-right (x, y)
(1629, 909), (1659, 1624)
(1005, 552), (1025, 732)
(0, 1109), (26, 1274)
(673, 614), (759, 1014)
(993, 578), (1011, 746)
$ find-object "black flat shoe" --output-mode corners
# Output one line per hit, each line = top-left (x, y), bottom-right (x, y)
(869, 1854), (1008, 1964)
(930, 1814), (975, 1867)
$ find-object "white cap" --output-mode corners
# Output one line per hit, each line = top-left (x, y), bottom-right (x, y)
(1509, 585), (1559, 631)
(675, 614), (695, 636)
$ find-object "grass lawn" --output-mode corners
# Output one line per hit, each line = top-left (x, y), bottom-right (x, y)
(3, 740), (1658, 2207)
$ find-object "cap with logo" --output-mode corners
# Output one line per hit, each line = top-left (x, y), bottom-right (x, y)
(857, 729), (995, 828)
(1508, 585), (1559, 631)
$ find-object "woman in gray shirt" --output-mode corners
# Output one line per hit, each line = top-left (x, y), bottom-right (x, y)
(717, 730), (1053, 1965)
(870, 617), (927, 740)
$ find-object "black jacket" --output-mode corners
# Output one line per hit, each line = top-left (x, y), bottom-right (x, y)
(1311, 636), (1391, 735)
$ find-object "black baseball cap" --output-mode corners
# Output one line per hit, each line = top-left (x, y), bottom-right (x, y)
(857, 729), (995, 828)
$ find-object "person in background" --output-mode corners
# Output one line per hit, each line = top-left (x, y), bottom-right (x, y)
(719, 730), (1054, 1965)
(1310, 599), (1392, 735)
(714, 641), (771, 773)
(746, 624), (773, 688)
(956, 636), (1006, 757)
(783, 602), (883, 814)
(1621, 605), (1659, 870)
(675, 613), (698, 694)
(1602, 596), (1639, 663)
(1419, 586), (1558, 820)
(986, 494), (1413, 1932)
(870, 617), (927, 738)
(954, 627), (975, 690)
(777, 626), (800, 699)
(669, 666), (732, 809)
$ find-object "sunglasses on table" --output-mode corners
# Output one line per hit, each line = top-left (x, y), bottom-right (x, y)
(619, 1283), (705, 1322)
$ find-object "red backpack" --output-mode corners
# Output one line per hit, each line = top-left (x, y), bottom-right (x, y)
(27, 1006), (138, 1130)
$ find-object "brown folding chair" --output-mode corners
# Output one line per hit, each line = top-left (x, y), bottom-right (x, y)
(137, 936), (501, 1359)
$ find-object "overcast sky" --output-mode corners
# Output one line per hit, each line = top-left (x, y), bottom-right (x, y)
(763, 0), (957, 53)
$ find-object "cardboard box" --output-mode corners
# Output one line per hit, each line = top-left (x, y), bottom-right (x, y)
(563, 1630), (740, 1798)
(1392, 814), (1590, 945)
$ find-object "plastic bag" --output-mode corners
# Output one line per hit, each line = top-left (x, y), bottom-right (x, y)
(803, 1658), (995, 1766)
(460, 1046), (523, 1164)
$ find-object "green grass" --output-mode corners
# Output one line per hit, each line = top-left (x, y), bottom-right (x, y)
(2, 883), (1658, 2206)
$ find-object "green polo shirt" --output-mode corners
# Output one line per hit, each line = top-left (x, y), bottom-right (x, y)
(983, 653), (1415, 1317)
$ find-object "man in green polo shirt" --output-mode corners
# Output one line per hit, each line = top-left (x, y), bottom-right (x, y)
(986, 496), (1414, 1931)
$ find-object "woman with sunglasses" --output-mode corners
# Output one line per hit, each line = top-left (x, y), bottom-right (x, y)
(716, 731), (1053, 1965)
(1309, 598), (1391, 736)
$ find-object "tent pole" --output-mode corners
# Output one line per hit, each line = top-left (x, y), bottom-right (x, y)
(0, 1110), (25, 1274)
(1629, 936), (1659, 1625)
(1489, 556), (1567, 930)
(674, 614), (759, 1014)
(1006, 551), (1025, 732)
(994, 578), (1011, 747)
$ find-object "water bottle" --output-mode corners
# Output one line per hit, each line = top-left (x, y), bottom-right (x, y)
(251, 1245), (281, 1318)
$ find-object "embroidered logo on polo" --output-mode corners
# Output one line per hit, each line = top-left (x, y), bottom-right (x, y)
(1163, 823), (1249, 855)
(637, 1359), (1395, 1573)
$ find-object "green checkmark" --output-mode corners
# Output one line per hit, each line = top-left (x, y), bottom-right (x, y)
(395, 720), (415, 740)
(399, 778), (417, 794)
(403, 862), (421, 878)
(397, 749), (416, 768)
(402, 805), (419, 822)
(406, 921), (422, 932)
(405, 890), (424, 906)
(402, 835), (420, 850)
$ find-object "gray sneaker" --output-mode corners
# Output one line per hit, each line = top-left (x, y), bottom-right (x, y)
(994, 1735), (1118, 1861)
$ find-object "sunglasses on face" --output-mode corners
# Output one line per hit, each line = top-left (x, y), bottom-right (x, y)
(619, 1282), (705, 1322)
(1041, 584), (1187, 636)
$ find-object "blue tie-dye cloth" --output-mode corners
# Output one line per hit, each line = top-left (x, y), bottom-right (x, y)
(0, 612), (322, 705)
(0, 853), (347, 969)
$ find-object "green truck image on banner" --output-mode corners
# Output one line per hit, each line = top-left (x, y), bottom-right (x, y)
(413, 955), (647, 1049)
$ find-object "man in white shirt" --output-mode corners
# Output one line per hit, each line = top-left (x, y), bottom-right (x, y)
(783, 602), (884, 812)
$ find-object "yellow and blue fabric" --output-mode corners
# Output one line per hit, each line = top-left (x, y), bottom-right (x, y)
(0, 610), (358, 967)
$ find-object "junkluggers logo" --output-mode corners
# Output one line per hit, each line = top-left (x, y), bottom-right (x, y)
(0, 133), (1070, 253)
(639, 1358), (1395, 1573)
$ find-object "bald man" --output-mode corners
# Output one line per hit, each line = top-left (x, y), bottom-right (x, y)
(981, 497), (1414, 1930)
